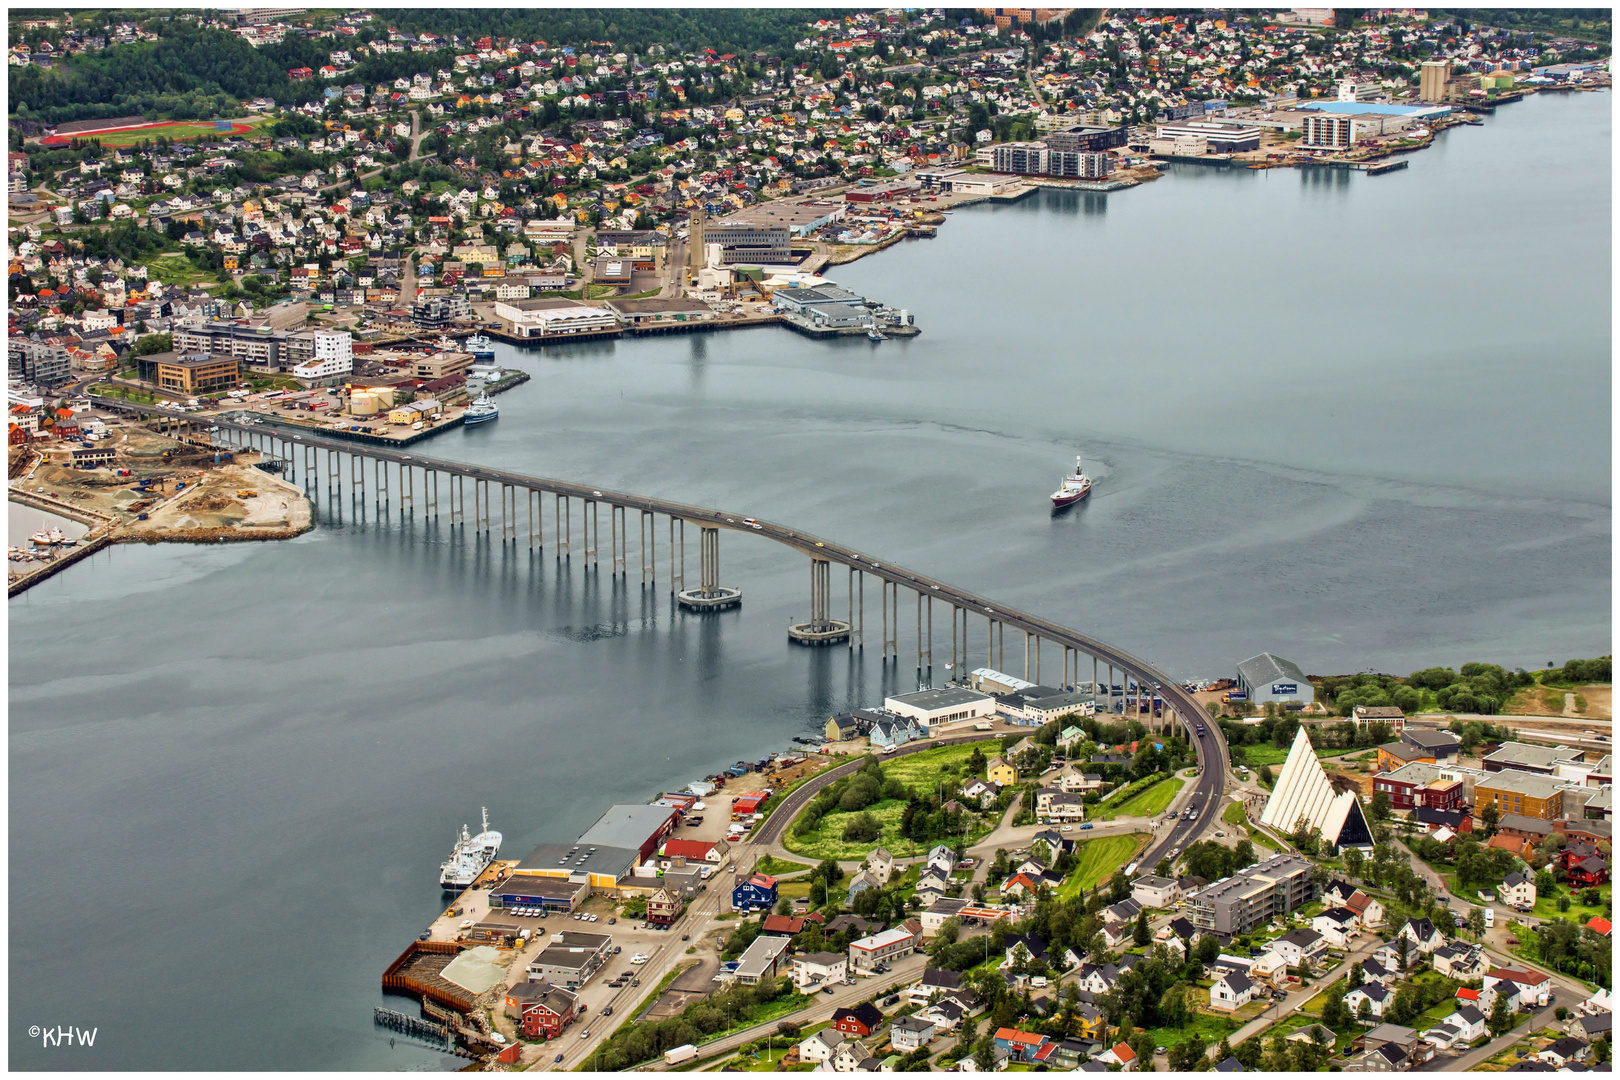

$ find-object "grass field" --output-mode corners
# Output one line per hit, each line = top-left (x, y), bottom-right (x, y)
(1232, 743), (1290, 766)
(147, 251), (219, 287)
(1144, 1009), (1243, 1052)
(1223, 802), (1247, 828)
(781, 741), (999, 861)
(42, 119), (254, 147)
(1095, 777), (1184, 821)
(1054, 834), (1148, 901)
(1525, 884), (1611, 925)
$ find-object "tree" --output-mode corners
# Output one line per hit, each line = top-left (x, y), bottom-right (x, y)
(1195, 933), (1220, 964)
(1468, 906), (1487, 938)
(1488, 992), (1513, 1037)
(1345, 846), (1365, 879)
(1482, 803), (1500, 837)
(1396, 934), (1409, 973)
(1358, 998), (1373, 1025)
(1133, 910), (1150, 947)
(1259, 765), (1273, 787)
(1370, 789), (1392, 822)
(972, 1038), (995, 1071)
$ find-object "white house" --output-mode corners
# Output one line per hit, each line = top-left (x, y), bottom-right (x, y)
(1345, 890), (1386, 928)
(1424, 1005), (1486, 1049)
(1344, 982), (1392, 1021)
(1500, 872), (1536, 910)
(865, 847), (895, 882)
(1210, 971), (1257, 1012)
(793, 952), (849, 991)
(1396, 917), (1447, 956)
(1035, 788), (1086, 822)
(890, 1015), (936, 1052)
(1131, 875), (1182, 910)
(1311, 907), (1359, 949)
(1432, 942), (1487, 980)
(799, 1028), (846, 1063)
(907, 967), (965, 1006)
(1484, 968), (1551, 1009)
(1270, 928), (1328, 968)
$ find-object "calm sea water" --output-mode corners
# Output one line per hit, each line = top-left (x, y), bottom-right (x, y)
(9, 89), (1609, 1069)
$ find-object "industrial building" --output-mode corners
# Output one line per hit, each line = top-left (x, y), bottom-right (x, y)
(1151, 121), (1261, 152)
(1045, 125), (1128, 153)
(488, 874), (589, 913)
(1421, 60), (1452, 102)
(494, 298), (619, 339)
(1234, 653), (1315, 706)
(715, 199), (846, 239)
(576, 804), (680, 864)
(515, 842), (641, 891)
(883, 686), (997, 729)
(1186, 853), (1319, 936)
(525, 930), (613, 989)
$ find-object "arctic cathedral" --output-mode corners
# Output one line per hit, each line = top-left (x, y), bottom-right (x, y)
(1258, 726), (1375, 849)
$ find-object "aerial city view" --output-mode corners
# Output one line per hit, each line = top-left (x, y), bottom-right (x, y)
(5, 4), (1613, 1073)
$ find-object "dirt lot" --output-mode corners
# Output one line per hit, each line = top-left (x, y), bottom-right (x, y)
(19, 423), (309, 540)
(1504, 685), (1612, 720)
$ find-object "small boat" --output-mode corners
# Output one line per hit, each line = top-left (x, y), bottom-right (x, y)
(866, 325), (885, 342)
(29, 528), (65, 545)
(462, 392), (498, 426)
(465, 333), (495, 360)
(1050, 455), (1093, 508)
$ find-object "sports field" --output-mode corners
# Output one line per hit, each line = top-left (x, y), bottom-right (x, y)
(41, 120), (254, 147)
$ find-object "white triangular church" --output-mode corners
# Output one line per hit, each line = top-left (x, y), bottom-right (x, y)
(1258, 726), (1373, 849)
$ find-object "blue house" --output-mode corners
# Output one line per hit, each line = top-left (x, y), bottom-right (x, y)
(731, 873), (778, 913)
(869, 716), (920, 749)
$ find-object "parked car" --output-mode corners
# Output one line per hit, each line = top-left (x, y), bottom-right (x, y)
(1079, 823), (1094, 830)
(823, 986), (836, 995)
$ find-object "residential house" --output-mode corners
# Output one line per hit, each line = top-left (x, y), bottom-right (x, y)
(1396, 917), (1447, 956)
(1345, 982), (1392, 1020)
(1131, 875), (1182, 909)
(987, 756), (1017, 786)
(1359, 958), (1396, 986)
(793, 951), (848, 990)
(1270, 928), (1329, 968)
(829, 1039), (877, 1072)
(731, 873), (778, 913)
(505, 981), (579, 1039)
(1424, 1005), (1486, 1049)
(799, 1028), (847, 1063)
(907, 967), (965, 1006)
(1499, 872), (1536, 910)
(1312, 907), (1359, 948)
(845, 868), (884, 905)
(993, 1029), (1048, 1063)
(1432, 941), (1487, 980)
(917, 996), (968, 1033)
(849, 928), (915, 973)
(1346, 890), (1386, 928)
(1035, 787), (1086, 822)
(1538, 1037), (1590, 1068)
(1484, 967), (1552, 1009)
(1211, 971), (1257, 1011)
(890, 1016), (936, 1053)
(1094, 1042), (1139, 1071)
(832, 1002), (886, 1038)
(865, 846), (895, 882)
(648, 888), (684, 926)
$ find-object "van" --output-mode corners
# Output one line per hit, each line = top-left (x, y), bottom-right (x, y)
(1484, 907), (1495, 928)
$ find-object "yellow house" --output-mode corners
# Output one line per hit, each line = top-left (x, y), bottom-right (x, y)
(1075, 1008), (1107, 1041)
(987, 756), (1016, 786)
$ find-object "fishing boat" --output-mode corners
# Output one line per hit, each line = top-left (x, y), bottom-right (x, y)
(1050, 455), (1093, 508)
(465, 333), (495, 360)
(30, 528), (65, 545)
(462, 392), (498, 426)
(439, 807), (502, 890)
(866, 325), (885, 342)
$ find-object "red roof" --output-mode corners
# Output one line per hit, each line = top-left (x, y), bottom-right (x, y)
(749, 874), (777, 888)
(1487, 967), (1548, 986)
(662, 838), (715, 860)
(995, 1029), (1044, 1047)
(1457, 988), (1481, 1001)
(762, 914), (805, 934)
(1586, 916), (1613, 937)
(1111, 1043), (1137, 1063)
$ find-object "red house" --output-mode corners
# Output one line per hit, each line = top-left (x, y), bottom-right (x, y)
(287, 67), (313, 80)
(1586, 916), (1613, 938)
(761, 914), (805, 937)
(504, 981), (578, 1039)
(1565, 855), (1609, 888)
(832, 1002), (884, 1037)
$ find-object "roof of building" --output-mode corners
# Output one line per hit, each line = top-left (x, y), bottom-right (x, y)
(851, 927), (914, 952)
(1402, 728), (1461, 750)
(1484, 742), (1583, 770)
(1236, 652), (1308, 687)
(885, 686), (994, 711)
(1380, 741), (1433, 762)
(1479, 770), (1570, 798)
(576, 803), (677, 851)
(516, 842), (640, 880)
(1219, 971), (1254, 992)
(734, 934), (791, 979)
(1259, 726), (1368, 846)
(836, 1002), (885, 1028)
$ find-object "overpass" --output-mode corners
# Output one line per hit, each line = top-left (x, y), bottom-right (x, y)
(103, 399), (1230, 870)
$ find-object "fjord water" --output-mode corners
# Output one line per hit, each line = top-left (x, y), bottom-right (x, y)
(9, 89), (1609, 1069)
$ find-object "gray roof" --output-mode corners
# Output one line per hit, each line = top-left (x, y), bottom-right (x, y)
(1236, 652), (1307, 686)
(576, 804), (676, 851)
(517, 842), (640, 880)
(1220, 971), (1254, 992)
(1402, 728), (1461, 750)
(887, 686), (993, 710)
(1484, 741), (1583, 770)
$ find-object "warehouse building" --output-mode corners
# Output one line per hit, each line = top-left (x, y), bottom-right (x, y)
(884, 687), (998, 729)
(1235, 653), (1315, 707)
(515, 843), (641, 891)
(525, 930), (613, 989)
(1474, 771), (1569, 822)
(576, 804), (681, 864)
(489, 874), (589, 913)
(1151, 121), (1261, 152)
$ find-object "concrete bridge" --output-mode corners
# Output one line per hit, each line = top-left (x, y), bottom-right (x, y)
(103, 400), (1231, 871)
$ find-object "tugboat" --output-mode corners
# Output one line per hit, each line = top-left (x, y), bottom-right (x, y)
(1050, 455), (1093, 508)
(866, 324), (885, 342)
(439, 807), (502, 890)
(462, 392), (498, 426)
(465, 333), (495, 360)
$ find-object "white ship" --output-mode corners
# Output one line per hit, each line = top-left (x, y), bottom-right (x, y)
(1050, 455), (1093, 508)
(462, 393), (498, 426)
(439, 807), (502, 890)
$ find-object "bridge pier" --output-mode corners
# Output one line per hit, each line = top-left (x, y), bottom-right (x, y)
(610, 505), (626, 576)
(529, 489), (540, 550)
(431, 470), (438, 519)
(789, 557), (848, 645)
(352, 453), (363, 505)
(669, 516), (683, 592)
(677, 527), (740, 611)
(640, 510), (655, 585)
(917, 592), (932, 684)
(583, 499), (599, 569)
(377, 457), (388, 509)
(555, 494), (569, 557)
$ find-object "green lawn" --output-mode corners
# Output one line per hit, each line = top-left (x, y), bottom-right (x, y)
(1232, 743), (1291, 766)
(1525, 884), (1611, 925)
(753, 855), (813, 878)
(1144, 1009), (1243, 1052)
(1094, 777), (1184, 821)
(1053, 834), (1148, 901)
(147, 252), (220, 287)
(881, 740), (1000, 788)
(1223, 802), (1248, 828)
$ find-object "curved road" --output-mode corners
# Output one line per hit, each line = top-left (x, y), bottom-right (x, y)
(108, 400), (1231, 870)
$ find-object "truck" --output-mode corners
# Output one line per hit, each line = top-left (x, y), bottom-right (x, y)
(1221, 690), (1246, 703)
(665, 1044), (698, 1065)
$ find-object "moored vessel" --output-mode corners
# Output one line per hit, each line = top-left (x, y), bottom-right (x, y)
(439, 807), (501, 890)
(462, 393), (498, 426)
(465, 334), (495, 360)
(1050, 455), (1092, 508)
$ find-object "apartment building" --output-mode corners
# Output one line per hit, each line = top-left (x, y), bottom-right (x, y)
(1187, 853), (1318, 936)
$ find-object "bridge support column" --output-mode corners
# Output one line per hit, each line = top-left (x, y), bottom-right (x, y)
(555, 494), (569, 557)
(431, 471), (438, 519)
(640, 510), (655, 585)
(677, 527), (740, 610)
(403, 465), (414, 512)
(529, 490), (540, 550)
(611, 505), (626, 576)
(503, 484), (516, 542)
(352, 454), (362, 504)
(880, 580), (898, 662)
(1034, 636), (1040, 684)
(789, 558), (848, 645)
(378, 458), (388, 509)
(582, 499), (599, 568)
(1024, 631), (1031, 681)
(669, 516), (683, 592)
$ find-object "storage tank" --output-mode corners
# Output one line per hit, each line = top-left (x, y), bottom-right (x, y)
(349, 392), (379, 417)
(372, 386), (396, 408)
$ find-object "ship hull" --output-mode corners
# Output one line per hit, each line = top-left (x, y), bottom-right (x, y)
(1050, 488), (1090, 508)
(462, 411), (498, 426)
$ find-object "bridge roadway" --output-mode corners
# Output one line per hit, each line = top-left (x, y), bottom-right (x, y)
(108, 401), (1230, 871)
